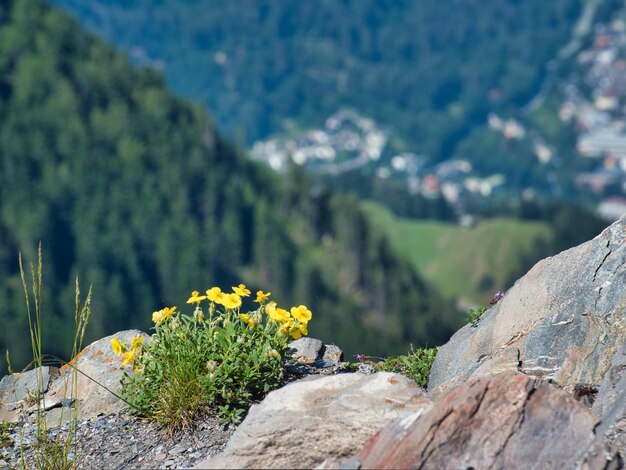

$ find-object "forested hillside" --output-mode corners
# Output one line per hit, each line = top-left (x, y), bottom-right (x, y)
(0, 0), (460, 374)
(50, 0), (581, 163)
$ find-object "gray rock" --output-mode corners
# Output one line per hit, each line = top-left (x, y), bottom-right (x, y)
(357, 364), (375, 375)
(428, 217), (626, 400)
(321, 372), (622, 470)
(0, 330), (149, 426)
(593, 339), (626, 457)
(41, 330), (150, 425)
(321, 344), (344, 364)
(287, 337), (324, 361)
(196, 372), (432, 469)
(0, 366), (56, 422)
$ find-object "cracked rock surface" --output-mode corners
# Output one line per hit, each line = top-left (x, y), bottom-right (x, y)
(196, 372), (432, 469)
(319, 372), (623, 470)
(428, 216), (626, 401)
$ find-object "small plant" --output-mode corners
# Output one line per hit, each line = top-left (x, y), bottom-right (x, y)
(374, 346), (438, 388)
(465, 291), (505, 327)
(113, 285), (313, 430)
(465, 306), (488, 326)
(0, 422), (13, 446)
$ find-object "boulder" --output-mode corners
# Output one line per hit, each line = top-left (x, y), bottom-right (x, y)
(0, 366), (56, 422)
(320, 372), (622, 469)
(196, 372), (432, 469)
(0, 330), (148, 426)
(593, 339), (626, 457)
(321, 344), (344, 364)
(428, 217), (626, 400)
(287, 337), (323, 362)
(42, 330), (149, 425)
(287, 337), (344, 365)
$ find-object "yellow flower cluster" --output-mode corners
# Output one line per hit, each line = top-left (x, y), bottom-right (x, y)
(111, 335), (144, 366)
(181, 283), (313, 339)
(185, 284), (263, 312)
(266, 302), (312, 340)
(182, 284), (275, 313)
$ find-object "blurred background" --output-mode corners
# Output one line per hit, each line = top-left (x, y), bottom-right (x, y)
(0, 0), (621, 373)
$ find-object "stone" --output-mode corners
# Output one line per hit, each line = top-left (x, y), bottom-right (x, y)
(593, 339), (626, 457)
(287, 337), (324, 362)
(321, 344), (344, 364)
(321, 372), (622, 469)
(4, 330), (150, 427)
(0, 366), (55, 422)
(196, 372), (432, 469)
(428, 217), (626, 400)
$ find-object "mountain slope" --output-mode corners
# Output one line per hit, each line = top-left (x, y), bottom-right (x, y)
(0, 0), (460, 373)
(50, 0), (582, 162)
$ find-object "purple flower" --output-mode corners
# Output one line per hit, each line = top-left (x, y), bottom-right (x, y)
(355, 353), (367, 363)
(490, 291), (504, 305)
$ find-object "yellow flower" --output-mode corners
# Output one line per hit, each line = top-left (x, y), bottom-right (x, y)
(221, 293), (242, 309)
(291, 305), (312, 324)
(254, 290), (271, 303)
(187, 290), (207, 305)
(152, 310), (164, 324)
(111, 338), (125, 356)
(232, 284), (251, 297)
(278, 318), (294, 336)
(206, 287), (223, 302)
(122, 349), (135, 366)
(238, 313), (256, 328)
(163, 306), (177, 319)
(265, 301), (277, 315)
(289, 322), (308, 340)
(152, 306), (177, 324)
(131, 336), (144, 351)
(272, 308), (291, 323)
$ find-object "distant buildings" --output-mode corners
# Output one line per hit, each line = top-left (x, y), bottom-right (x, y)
(250, 15), (626, 223)
(250, 109), (387, 173)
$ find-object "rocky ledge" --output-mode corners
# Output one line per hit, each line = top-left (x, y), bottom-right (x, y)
(1, 217), (625, 469)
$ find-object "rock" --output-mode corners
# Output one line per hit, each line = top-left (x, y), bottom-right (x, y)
(321, 344), (344, 364)
(0, 366), (56, 422)
(287, 338), (344, 365)
(0, 330), (149, 426)
(322, 372), (622, 469)
(428, 217), (626, 400)
(41, 330), (149, 425)
(357, 364), (375, 375)
(287, 337), (324, 362)
(196, 372), (432, 469)
(593, 339), (626, 457)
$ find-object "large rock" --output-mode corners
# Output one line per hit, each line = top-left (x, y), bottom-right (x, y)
(593, 339), (626, 457)
(321, 372), (622, 469)
(429, 217), (626, 400)
(0, 330), (148, 426)
(42, 330), (148, 425)
(0, 366), (56, 422)
(196, 372), (432, 469)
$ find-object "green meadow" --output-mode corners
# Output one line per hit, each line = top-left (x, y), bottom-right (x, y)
(362, 202), (554, 305)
